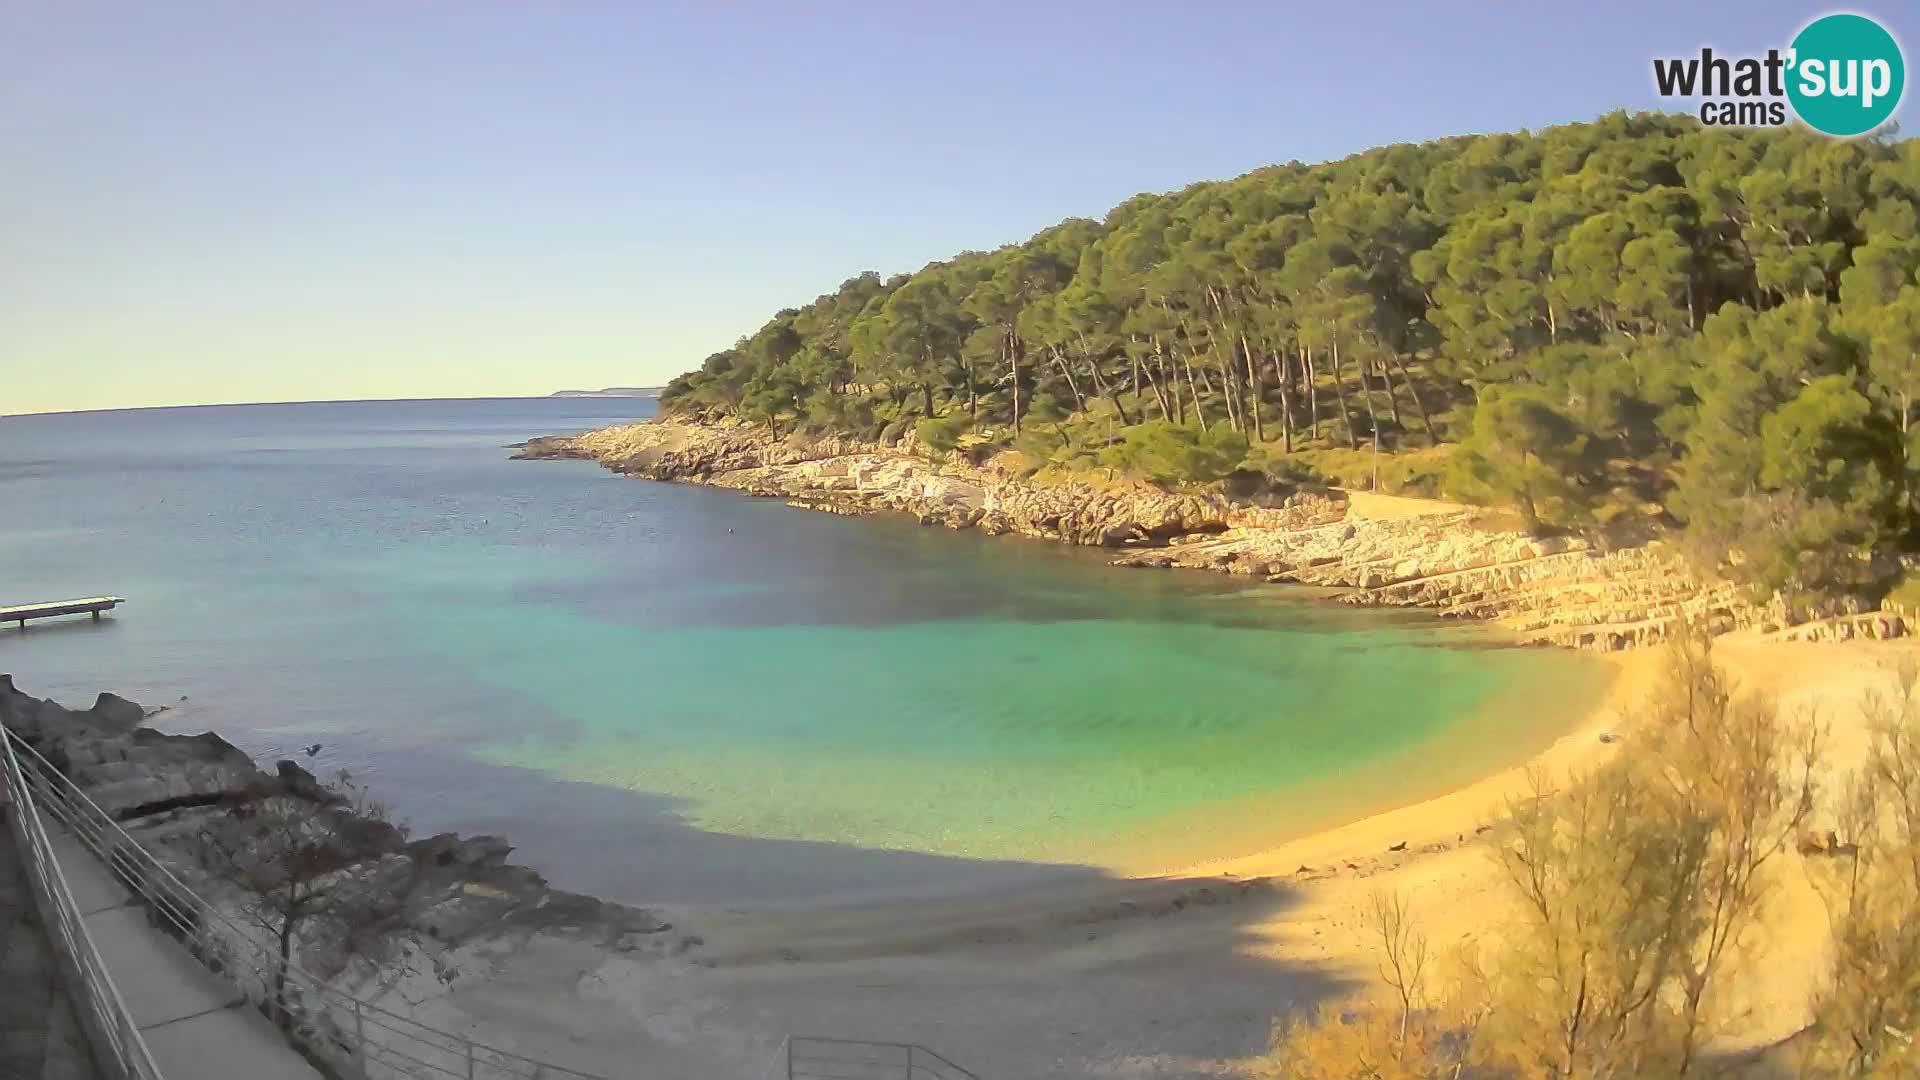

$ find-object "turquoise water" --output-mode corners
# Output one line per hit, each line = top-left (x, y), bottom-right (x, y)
(0, 399), (1608, 906)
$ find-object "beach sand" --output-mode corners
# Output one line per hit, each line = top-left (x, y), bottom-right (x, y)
(388, 634), (1909, 1080)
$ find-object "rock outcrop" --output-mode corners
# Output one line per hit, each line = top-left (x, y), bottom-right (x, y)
(0, 675), (680, 1017)
(516, 417), (1887, 651)
(518, 417), (1231, 547)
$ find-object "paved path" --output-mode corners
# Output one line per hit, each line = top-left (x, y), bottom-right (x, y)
(0, 825), (99, 1080)
(47, 830), (321, 1080)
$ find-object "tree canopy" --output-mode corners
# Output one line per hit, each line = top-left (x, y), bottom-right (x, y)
(660, 113), (1920, 606)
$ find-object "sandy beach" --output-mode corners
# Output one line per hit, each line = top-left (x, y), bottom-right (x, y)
(372, 632), (1909, 1080)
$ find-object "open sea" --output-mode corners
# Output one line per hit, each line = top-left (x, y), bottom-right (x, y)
(0, 398), (1608, 907)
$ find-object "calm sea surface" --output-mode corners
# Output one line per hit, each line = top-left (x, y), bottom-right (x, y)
(0, 399), (1608, 907)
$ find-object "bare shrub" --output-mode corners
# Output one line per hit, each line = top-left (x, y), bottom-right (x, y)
(195, 768), (413, 1027)
(1268, 627), (1823, 1079)
(1805, 663), (1920, 1078)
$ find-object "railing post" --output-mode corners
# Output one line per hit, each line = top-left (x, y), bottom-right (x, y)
(467, 1038), (477, 1080)
(355, 998), (368, 1079)
(786, 1036), (793, 1080)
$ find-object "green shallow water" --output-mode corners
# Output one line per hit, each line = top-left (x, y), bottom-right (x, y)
(459, 614), (1606, 868)
(0, 399), (1610, 904)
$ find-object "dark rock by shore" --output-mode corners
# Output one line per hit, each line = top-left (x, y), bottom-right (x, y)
(0, 674), (678, 988)
(511, 434), (601, 461)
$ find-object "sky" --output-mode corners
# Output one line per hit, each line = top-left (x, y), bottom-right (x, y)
(2, 1), (1914, 416)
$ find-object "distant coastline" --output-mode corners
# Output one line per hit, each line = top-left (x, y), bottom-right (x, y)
(548, 386), (662, 399)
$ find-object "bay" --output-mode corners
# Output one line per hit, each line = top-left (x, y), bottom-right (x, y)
(0, 399), (1607, 906)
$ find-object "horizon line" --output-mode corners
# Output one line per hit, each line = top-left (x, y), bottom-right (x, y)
(2, 392), (661, 421)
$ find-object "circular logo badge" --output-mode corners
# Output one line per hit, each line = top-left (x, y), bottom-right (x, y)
(1787, 13), (1905, 136)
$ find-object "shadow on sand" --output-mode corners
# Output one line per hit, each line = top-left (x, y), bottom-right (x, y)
(323, 739), (1356, 1077)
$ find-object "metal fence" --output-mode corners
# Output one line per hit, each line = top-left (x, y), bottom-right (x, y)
(785, 1038), (977, 1080)
(3, 726), (608, 1080)
(0, 725), (164, 1080)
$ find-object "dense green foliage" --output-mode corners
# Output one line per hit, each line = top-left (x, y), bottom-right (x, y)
(661, 113), (1920, 604)
(1098, 421), (1250, 487)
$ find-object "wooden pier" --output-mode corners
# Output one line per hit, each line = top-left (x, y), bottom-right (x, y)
(2, 597), (125, 629)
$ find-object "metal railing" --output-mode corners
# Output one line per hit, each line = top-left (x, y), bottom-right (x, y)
(0, 725), (164, 1080)
(3, 726), (609, 1080)
(6, 726), (988, 1080)
(785, 1037), (977, 1080)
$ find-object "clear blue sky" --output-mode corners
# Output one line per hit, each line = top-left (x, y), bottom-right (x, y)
(2, 1), (1911, 414)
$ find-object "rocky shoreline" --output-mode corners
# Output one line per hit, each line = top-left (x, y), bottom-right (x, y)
(515, 416), (1912, 651)
(0, 675), (688, 1070)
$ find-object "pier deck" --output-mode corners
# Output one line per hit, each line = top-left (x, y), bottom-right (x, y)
(1, 597), (125, 628)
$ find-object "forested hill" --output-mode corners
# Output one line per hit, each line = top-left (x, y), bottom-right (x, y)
(659, 112), (1920, 608)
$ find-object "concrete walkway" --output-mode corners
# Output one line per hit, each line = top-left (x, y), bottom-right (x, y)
(47, 831), (321, 1080)
(0, 825), (98, 1080)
